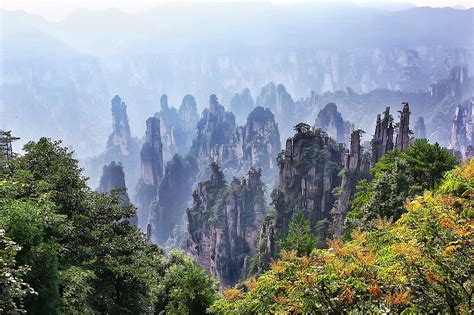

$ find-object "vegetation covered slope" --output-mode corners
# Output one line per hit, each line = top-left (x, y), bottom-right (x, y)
(210, 158), (473, 314)
(0, 137), (217, 314)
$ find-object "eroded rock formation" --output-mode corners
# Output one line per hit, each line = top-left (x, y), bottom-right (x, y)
(187, 163), (265, 287)
(332, 130), (369, 238)
(155, 94), (187, 162)
(414, 116), (427, 139)
(314, 102), (352, 143)
(273, 125), (343, 237)
(449, 100), (474, 160)
(97, 161), (137, 225)
(178, 94), (199, 150)
(371, 107), (394, 164)
(230, 88), (255, 124)
(83, 95), (140, 191)
(135, 117), (164, 229)
(395, 102), (411, 151)
(150, 154), (198, 246)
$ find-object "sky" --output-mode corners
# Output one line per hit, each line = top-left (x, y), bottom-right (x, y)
(1, 0), (473, 21)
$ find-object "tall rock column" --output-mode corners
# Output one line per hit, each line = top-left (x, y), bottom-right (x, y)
(187, 164), (266, 287)
(395, 102), (411, 151)
(150, 154), (198, 246)
(107, 95), (132, 156)
(135, 117), (164, 229)
(273, 125), (343, 237)
(372, 107), (394, 164)
(332, 130), (369, 238)
(413, 117), (427, 139)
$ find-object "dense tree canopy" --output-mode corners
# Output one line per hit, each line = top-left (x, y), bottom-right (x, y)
(0, 137), (217, 313)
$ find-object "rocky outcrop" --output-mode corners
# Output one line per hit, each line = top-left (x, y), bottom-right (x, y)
(332, 130), (369, 238)
(314, 102), (352, 143)
(273, 124), (343, 237)
(191, 94), (237, 160)
(242, 107), (281, 176)
(155, 94), (187, 162)
(83, 95), (140, 192)
(251, 213), (276, 275)
(150, 154), (198, 246)
(192, 95), (281, 185)
(413, 117), (427, 139)
(178, 94), (199, 150)
(430, 66), (469, 103)
(449, 100), (474, 160)
(97, 161), (137, 225)
(371, 107), (394, 164)
(395, 102), (411, 151)
(230, 88), (254, 124)
(107, 95), (133, 155)
(135, 117), (164, 229)
(256, 83), (297, 139)
(187, 163), (266, 287)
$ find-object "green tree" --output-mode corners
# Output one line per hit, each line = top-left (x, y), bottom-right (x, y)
(0, 229), (35, 314)
(279, 212), (317, 256)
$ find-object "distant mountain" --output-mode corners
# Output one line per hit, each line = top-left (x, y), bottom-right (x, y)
(1, 4), (473, 157)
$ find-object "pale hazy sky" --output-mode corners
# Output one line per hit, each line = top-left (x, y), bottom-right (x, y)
(2, 0), (473, 21)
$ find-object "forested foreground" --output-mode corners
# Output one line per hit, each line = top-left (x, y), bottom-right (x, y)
(1, 135), (473, 314)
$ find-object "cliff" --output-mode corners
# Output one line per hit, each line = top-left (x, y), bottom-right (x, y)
(273, 124), (343, 238)
(150, 154), (198, 246)
(395, 102), (411, 151)
(155, 94), (187, 162)
(178, 94), (199, 151)
(371, 107), (394, 165)
(97, 161), (137, 225)
(230, 88), (255, 124)
(191, 94), (237, 160)
(413, 116), (427, 139)
(332, 130), (369, 238)
(135, 117), (164, 229)
(449, 100), (474, 160)
(83, 95), (140, 192)
(187, 163), (266, 287)
(314, 102), (352, 143)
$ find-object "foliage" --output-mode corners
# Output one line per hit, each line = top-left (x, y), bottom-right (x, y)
(0, 229), (35, 314)
(348, 140), (456, 232)
(278, 212), (316, 256)
(210, 159), (473, 313)
(0, 137), (218, 314)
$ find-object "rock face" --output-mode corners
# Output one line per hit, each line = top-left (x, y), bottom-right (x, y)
(332, 130), (369, 238)
(449, 100), (474, 160)
(430, 66), (469, 103)
(83, 95), (140, 191)
(135, 117), (164, 229)
(155, 94), (187, 162)
(187, 163), (265, 287)
(97, 161), (137, 225)
(395, 102), (411, 151)
(273, 126), (343, 237)
(314, 102), (352, 143)
(371, 107), (394, 164)
(191, 94), (237, 160)
(150, 154), (198, 246)
(413, 117), (427, 139)
(178, 94), (199, 150)
(107, 95), (133, 155)
(242, 107), (281, 178)
(192, 95), (281, 185)
(256, 83), (297, 139)
(230, 88), (255, 124)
